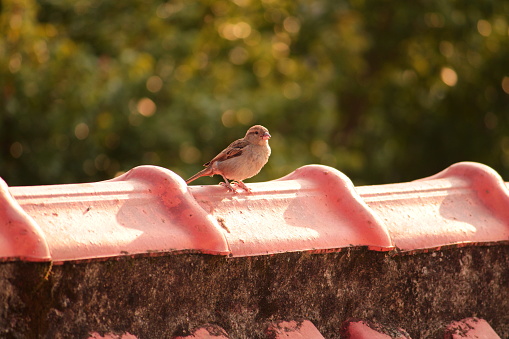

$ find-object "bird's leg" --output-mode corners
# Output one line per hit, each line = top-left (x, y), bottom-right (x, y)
(233, 180), (252, 193)
(219, 175), (237, 193)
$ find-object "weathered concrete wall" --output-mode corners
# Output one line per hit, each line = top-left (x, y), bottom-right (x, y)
(1, 246), (508, 338)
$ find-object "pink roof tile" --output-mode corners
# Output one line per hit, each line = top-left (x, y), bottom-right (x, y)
(172, 325), (230, 338)
(191, 165), (392, 257)
(265, 320), (324, 338)
(340, 319), (411, 338)
(360, 162), (509, 251)
(1, 161), (509, 261)
(84, 318), (503, 339)
(0, 177), (50, 261)
(8, 166), (228, 262)
(88, 332), (138, 339)
(444, 317), (501, 339)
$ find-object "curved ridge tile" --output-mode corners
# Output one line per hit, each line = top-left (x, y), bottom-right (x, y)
(277, 165), (392, 251)
(0, 178), (50, 261)
(423, 162), (509, 224)
(359, 162), (509, 251)
(10, 166), (229, 262)
(189, 165), (392, 257)
(110, 166), (229, 254)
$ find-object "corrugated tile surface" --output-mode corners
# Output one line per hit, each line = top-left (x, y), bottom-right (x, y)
(360, 162), (509, 251)
(8, 166), (229, 262)
(2, 161), (509, 261)
(192, 165), (392, 256)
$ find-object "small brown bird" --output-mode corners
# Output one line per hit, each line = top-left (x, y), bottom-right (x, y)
(186, 125), (271, 192)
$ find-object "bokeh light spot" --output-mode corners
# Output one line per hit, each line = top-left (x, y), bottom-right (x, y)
(283, 17), (301, 34)
(440, 67), (458, 87)
(477, 19), (492, 37)
(253, 60), (271, 78)
(283, 82), (302, 99)
(10, 142), (23, 158)
(74, 123), (90, 140)
(180, 144), (202, 164)
(229, 46), (249, 65)
(146, 75), (163, 93)
(221, 109), (236, 127)
(501, 76), (509, 94)
(236, 108), (254, 125)
(137, 97), (156, 117)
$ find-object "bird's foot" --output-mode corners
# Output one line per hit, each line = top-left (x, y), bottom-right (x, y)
(219, 182), (237, 193)
(233, 181), (252, 193)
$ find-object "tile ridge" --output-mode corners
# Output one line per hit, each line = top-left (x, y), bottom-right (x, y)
(0, 177), (50, 261)
(274, 164), (393, 251)
(190, 164), (393, 257)
(109, 165), (231, 255)
(8, 165), (229, 262)
(360, 161), (509, 252)
(420, 161), (509, 224)
(4, 162), (509, 261)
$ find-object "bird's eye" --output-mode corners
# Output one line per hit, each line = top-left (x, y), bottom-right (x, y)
(254, 131), (259, 134)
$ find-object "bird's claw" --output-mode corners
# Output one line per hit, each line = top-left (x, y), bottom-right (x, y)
(219, 181), (252, 193)
(233, 181), (252, 193)
(219, 182), (237, 193)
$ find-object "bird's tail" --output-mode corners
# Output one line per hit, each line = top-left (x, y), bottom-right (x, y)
(186, 167), (214, 184)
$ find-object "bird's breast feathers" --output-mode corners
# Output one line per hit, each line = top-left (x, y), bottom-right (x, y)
(216, 143), (270, 181)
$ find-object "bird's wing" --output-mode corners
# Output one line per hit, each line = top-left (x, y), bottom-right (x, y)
(204, 138), (250, 166)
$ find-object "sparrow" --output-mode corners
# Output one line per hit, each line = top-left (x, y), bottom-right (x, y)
(186, 125), (271, 193)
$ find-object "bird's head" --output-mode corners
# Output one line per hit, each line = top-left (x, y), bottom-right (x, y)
(245, 125), (271, 145)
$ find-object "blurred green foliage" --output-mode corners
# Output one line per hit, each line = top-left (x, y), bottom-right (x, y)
(2, 0), (509, 186)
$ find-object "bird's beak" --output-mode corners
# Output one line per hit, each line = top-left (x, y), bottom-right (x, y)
(262, 132), (271, 140)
